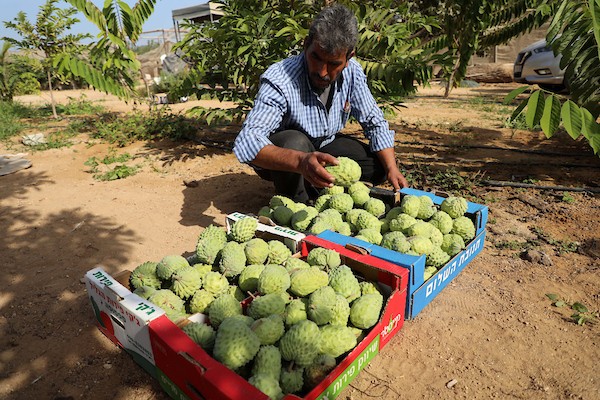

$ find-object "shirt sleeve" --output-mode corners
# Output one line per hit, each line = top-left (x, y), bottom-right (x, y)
(233, 78), (288, 164)
(348, 61), (395, 153)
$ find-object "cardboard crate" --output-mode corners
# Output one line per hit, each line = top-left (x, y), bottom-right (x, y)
(84, 267), (168, 378)
(318, 187), (488, 319)
(226, 212), (306, 253)
(149, 235), (409, 400)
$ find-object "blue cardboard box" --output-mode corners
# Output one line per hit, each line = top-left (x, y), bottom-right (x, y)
(318, 188), (488, 319)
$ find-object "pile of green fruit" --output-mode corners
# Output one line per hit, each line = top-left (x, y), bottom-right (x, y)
(256, 158), (476, 281)
(128, 218), (386, 399)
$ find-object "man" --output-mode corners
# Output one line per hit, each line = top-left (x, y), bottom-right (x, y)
(233, 4), (408, 203)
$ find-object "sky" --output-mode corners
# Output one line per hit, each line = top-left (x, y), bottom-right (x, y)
(0, 0), (206, 44)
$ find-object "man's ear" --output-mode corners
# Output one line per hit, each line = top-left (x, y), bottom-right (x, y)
(346, 50), (355, 61)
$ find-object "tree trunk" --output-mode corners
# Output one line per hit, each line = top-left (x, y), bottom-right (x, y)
(444, 48), (462, 98)
(47, 69), (58, 119)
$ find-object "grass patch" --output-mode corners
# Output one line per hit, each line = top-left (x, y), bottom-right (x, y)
(0, 101), (44, 140)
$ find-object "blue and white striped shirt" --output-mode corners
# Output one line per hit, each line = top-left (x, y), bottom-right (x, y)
(233, 53), (395, 164)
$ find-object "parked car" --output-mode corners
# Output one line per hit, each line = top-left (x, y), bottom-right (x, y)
(513, 38), (568, 93)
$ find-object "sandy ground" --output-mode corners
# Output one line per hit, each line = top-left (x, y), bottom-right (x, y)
(1, 84), (599, 400)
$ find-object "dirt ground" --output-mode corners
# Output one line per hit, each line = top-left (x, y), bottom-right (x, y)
(1, 83), (599, 400)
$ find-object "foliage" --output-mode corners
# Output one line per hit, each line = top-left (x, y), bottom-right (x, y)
(346, 1), (437, 99)
(91, 108), (200, 147)
(400, 163), (482, 195)
(56, 94), (104, 115)
(504, 1), (600, 157)
(56, 0), (158, 100)
(418, 0), (553, 96)
(152, 70), (192, 103)
(133, 40), (161, 55)
(174, 0), (317, 123)
(0, 101), (29, 140)
(11, 56), (42, 96)
(2, 0), (90, 116)
(84, 151), (139, 181)
(546, 293), (597, 326)
(0, 41), (19, 101)
(175, 0), (438, 124)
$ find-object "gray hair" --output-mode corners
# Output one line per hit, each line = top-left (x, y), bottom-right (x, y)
(306, 4), (358, 57)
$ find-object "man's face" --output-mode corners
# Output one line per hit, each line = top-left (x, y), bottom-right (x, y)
(304, 40), (354, 90)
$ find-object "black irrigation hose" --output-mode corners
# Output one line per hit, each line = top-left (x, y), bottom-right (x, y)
(188, 136), (233, 151)
(481, 180), (600, 194)
(394, 139), (596, 158)
(399, 155), (600, 169)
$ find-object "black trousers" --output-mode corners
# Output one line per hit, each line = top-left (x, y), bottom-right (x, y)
(253, 129), (386, 203)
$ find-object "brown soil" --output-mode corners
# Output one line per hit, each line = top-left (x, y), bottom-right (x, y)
(1, 84), (599, 400)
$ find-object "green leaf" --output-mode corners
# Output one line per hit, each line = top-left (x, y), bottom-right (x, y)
(510, 98), (528, 122)
(525, 90), (545, 129)
(589, 131), (600, 155)
(571, 302), (589, 313)
(561, 100), (582, 139)
(546, 293), (559, 301)
(540, 95), (561, 138)
(580, 108), (596, 140)
(236, 44), (251, 57)
(274, 26), (294, 37)
(554, 301), (566, 308)
(504, 86), (529, 105)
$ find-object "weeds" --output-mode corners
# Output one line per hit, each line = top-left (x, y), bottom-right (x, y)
(494, 227), (579, 255)
(30, 131), (77, 150)
(401, 164), (483, 195)
(530, 227), (579, 255)
(92, 107), (199, 146)
(546, 294), (597, 326)
(561, 193), (575, 204)
(84, 150), (139, 181)
(58, 95), (104, 115)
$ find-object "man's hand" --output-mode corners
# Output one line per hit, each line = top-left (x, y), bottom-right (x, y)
(299, 152), (338, 188)
(387, 166), (409, 191)
(376, 148), (409, 191)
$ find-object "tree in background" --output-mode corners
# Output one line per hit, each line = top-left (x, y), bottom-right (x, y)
(0, 42), (18, 101)
(506, 0), (600, 156)
(2, 0), (90, 117)
(174, 0), (437, 123)
(416, 0), (553, 96)
(54, 0), (157, 101)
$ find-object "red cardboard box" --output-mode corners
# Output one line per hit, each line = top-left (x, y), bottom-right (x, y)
(149, 235), (409, 400)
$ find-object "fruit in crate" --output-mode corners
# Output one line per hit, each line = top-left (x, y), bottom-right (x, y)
(257, 264), (291, 295)
(156, 255), (189, 280)
(324, 156), (361, 187)
(213, 316), (261, 370)
(218, 241), (247, 277)
(251, 315), (285, 345)
(130, 223), (392, 399)
(208, 293), (242, 328)
(251, 345), (282, 379)
(229, 217), (258, 243)
(182, 322), (216, 350)
(279, 319), (321, 366)
(129, 261), (161, 290)
(451, 215), (476, 241)
(289, 267), (329, 297)
(244, 238), (270, 265)
(349, 292), (384, 329)
(441, 196), (468, 218)
(171, 266), (202, 299)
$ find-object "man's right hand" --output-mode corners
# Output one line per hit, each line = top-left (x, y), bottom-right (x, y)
(299, 152), (338, 188)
